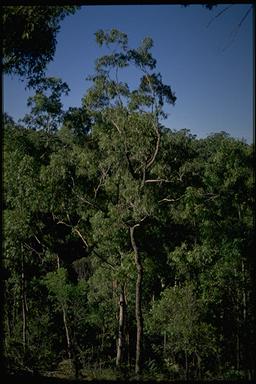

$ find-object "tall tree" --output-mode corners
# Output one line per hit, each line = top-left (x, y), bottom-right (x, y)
(83, 28), (176, 374)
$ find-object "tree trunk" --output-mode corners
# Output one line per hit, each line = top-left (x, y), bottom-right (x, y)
(163, 330), (167, 357)
(185, 349), (189, 380)
(63, 307), (72, 360)
(116, 285), (126, 368)
(130, 225), (143, 375)
(242, 260), (247, 322)
(127, 327), (131, 369)
(57, 256), (72, 361)
(196, 352), (201, 380)
(21, 253), (27, 355)
(236, 333), (240, 371)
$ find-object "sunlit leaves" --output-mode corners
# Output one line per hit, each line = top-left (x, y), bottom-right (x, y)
(95, 29), (128, 50)
(85, 28), (176, 122)
(21, 77), (70, 132)
(139, 73), (176, 107)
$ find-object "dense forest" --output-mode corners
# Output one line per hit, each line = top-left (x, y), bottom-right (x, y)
(2, 18), (255, 382)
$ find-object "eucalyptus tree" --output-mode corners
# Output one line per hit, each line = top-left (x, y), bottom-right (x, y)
(81, 28), (176, 374)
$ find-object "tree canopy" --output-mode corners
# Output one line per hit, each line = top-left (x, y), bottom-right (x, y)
(2, 6), (79, 84)
(2, 25), (255, 382)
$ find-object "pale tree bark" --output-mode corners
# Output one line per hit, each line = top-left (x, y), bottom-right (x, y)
(116, 284), (126, 368)
(21, 251), (27, 355)
(130, 224), (143, 374)
(57, 256), (72, 361)
(63, 309), (72, 361)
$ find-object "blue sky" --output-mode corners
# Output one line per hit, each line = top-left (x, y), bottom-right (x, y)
(3, 4), (253, 143)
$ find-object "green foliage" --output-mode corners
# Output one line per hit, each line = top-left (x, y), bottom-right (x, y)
(44, 268), (70, 309)
(95, 29), (128, 50)
(21, 77), (70, 132)
(145, 283), (218, 379)
(2, 29), (254, 380)
(3, 6), (79, 83)
(61, 107), (91, 144)
(84, 28), (176, 119)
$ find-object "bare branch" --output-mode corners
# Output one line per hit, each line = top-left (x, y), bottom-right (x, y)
(146, 124), (161, 170)
(24, 242), (42, 259)
(139, 216), (148, 224)
(70, 175), (106, 212)
(55, 215), (115, 269)
(222, 5), (253, 52)
(110, 117), (138, 180)
(111, 119), (122, 135)
(93, 249), (116, 270)
(74, 189), (105, 212)
(145, 179), (173, 184)
(238, 5), (253, 28)
(206, 5), (232, 28)
(56, 219), (72, 228)
(94, 164), (111, 198)
(139, 70), (161, 171)
(73, 228), (89, 248)
(33, 234), (42, 245)
(159, 195), (185, 203)
(204, 193), (219, 201)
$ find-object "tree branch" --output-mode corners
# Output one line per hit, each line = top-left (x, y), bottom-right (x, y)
(73, 187), (106, 213)
(238, 5), (253, 28)
(146, 122), (160, 170)
(145, 178), (173, 184)
(56, 219), (72, 228)
(206, 5), (232, 28)
(23, 242), (42, 259)
(55, 216), (116, 270)
(141, 70), (161, 172)
(70, 176), (105, 211)
(92, 249), (116, 270)
(110, 117), (138, 180)
(94, 164), (111, 198)
(34, 234), (42, 245)
(158, 195), (185, 203)
(73, 227), (89, 248)
(111, 119), (122, 135)
(222, 5), (253, 52)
